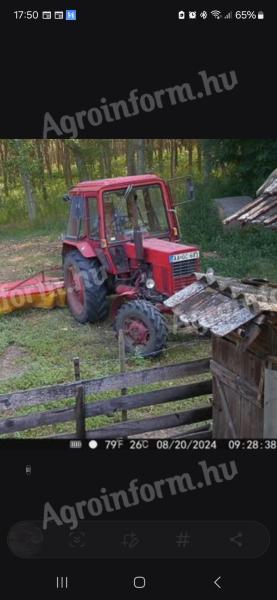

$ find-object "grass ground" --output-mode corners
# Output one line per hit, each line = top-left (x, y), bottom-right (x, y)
(0, 233), (211, 438)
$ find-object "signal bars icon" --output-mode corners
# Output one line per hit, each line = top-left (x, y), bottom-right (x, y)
(225, 11), (232, 19)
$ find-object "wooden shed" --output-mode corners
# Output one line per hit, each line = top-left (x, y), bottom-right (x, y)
(165, 273), (277, 438)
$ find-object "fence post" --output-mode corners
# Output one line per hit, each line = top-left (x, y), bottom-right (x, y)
(73, 357), (81, 382)
(73, 357), (86, 439)
(119, 330), (127, 421)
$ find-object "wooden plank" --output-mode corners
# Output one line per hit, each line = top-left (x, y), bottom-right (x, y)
(75, 385), (86, 439)
(238, 316), (265, 352)
(213, 377), (237, 438)
(240, 393), (263, 438)
(212, 336), (265, 437)
(0, 357), (211, 413)
(212, 336), (239, 374)
(181, 429), (212, 440)
(170, 425), (211, 439)
(263, 369), (277, 438)
(210, 359), (260, 406)
(212, 375), (225, 438)
(211, 339), (241, 438)
(50, 406), (212, 439)
(264, 213), (277, 225)
(0, 379), (212, 435)
(223, 196), (264, 224)
(240, 198), (277, 221)
(238, 345), (263, 389)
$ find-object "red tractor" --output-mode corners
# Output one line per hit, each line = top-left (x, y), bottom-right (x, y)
(63, 174), (200, 355)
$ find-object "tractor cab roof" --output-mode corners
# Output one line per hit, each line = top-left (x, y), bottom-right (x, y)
(70, 174), (164, 195)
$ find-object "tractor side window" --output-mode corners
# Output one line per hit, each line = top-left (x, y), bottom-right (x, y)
(66, 196), (85, 239)
(88, 197), (99, 239)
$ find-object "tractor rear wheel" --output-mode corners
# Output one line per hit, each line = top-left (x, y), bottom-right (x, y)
(64, 251), (109, 323)
(115, 299), (168, 356)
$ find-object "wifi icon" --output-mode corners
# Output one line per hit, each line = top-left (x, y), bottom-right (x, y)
(211, 10), (222, 19)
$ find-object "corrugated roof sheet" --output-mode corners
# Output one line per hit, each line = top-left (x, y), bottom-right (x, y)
(224, 168), (277, 229)
(165, 272), (277, 336)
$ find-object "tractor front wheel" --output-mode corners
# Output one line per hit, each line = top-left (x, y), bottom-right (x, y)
(115, 299), (168, 356)
(64, 251), (109, 323)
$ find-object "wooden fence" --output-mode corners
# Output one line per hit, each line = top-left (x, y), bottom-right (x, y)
(0, 334), (212, 439)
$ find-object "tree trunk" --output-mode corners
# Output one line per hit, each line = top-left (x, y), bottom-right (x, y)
(170, 140), (176, 178)
(56, 140), (63, 173)
(126, 139), (136, 175)
(146, 139), (154, 172)
(174, 140), (178, 170)
(0, 140), (9, 195)
(43, 141), (52, 177)
(136, 139), (145, 174)
(35, 140), (48, 202)
(22, 173), (37, 221)
(14, 140), (37, 222)
(158, 139), (164, 174)
(62, 143), (73, 187)
(188, 140), (193, 170)
(197, 142), (202, 173)
(68, 141), (89, 180)
(101, 140), (112, 177)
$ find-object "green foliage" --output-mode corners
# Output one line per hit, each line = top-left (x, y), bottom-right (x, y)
(180, 185), (277, 281)
(202, 139), (277, 195)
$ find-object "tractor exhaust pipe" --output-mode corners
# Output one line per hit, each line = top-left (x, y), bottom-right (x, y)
(134, 227), (144, 261)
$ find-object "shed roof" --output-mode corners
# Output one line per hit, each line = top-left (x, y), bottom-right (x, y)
(165, 272), (277, 337)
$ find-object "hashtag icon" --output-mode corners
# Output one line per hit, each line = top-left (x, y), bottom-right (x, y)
(176, 531), (191, 548)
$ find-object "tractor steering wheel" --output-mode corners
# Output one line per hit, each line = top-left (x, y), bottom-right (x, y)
(112, 213), (129, 223)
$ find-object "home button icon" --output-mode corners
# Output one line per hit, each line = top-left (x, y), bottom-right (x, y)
(133, 576), (146, 589)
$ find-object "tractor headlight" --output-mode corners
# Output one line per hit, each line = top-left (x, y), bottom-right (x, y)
(146, 278), (155, 290)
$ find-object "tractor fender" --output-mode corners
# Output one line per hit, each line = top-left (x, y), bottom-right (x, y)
(62, 240), (97, 259)
(115, 284), (138, 297)
(112, 285), (138, 319)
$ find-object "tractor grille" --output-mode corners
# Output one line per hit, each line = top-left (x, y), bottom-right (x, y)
(171, 258), (198, 293)
(172, 258), (198, 278)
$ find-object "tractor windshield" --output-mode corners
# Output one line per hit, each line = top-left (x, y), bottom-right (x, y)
(103, 184), (169, 241)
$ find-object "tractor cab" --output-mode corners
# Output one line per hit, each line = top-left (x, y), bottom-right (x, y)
(63, 175), (200, 356)
(64, 174), (180, 245)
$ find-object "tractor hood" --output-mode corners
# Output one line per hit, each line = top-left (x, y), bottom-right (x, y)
(124, 238), (200, 266)
(125, 238), (201, 296)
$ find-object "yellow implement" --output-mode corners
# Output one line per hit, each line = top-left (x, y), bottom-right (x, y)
(0, 272), (66, 316)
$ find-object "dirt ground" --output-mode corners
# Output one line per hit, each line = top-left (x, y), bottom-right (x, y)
(0, 345), (29, 380)
(0, 235), (61, 281)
